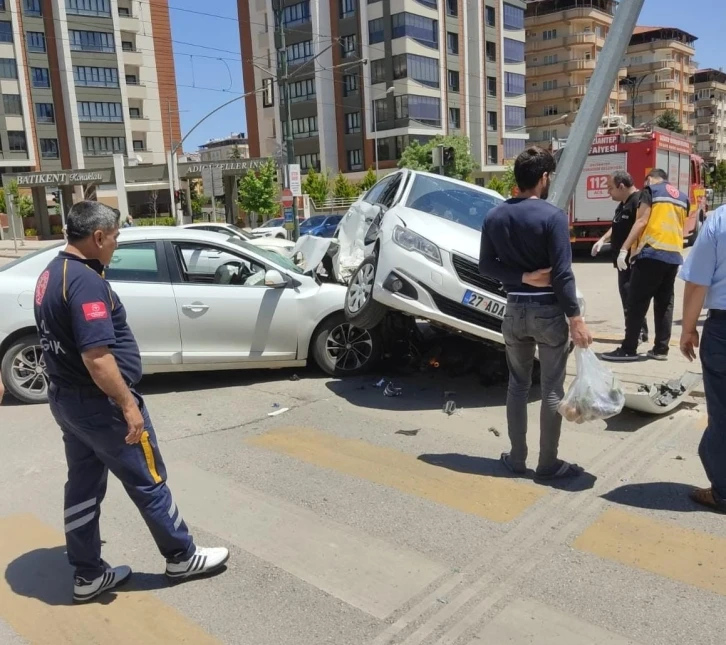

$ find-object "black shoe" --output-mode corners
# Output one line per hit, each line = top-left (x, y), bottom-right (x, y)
(600, 348), (642, 362)
(646, 350), (668, 362)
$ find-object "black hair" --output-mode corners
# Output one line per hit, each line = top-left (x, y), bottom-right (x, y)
(611, 171), (634, 188)
(65, 201), (120, 243)
(647, 168), (668, 181)
(514, 147), (556, 192)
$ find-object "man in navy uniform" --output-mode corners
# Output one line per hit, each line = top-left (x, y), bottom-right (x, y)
(34, 201), (229, 603)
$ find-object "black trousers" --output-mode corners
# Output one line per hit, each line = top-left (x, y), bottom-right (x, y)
(617, 265), (648, 339)
(623, 258), (679, 355)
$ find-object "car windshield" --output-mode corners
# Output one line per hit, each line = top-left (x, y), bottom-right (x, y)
(260, 218), (283, 228)
(227, 237), (303, 274)
(405, 175), (503, 230)
(301, 216), (327, 228)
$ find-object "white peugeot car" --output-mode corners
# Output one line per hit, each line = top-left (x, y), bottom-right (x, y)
(183, 222), (296, 257)
(0, 228), (382, 404)
(342, 170), (584, 343)
(249, 218), (289, 239)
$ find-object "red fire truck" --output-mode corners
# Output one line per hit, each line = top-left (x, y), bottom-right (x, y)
(564, 126), (707, 249)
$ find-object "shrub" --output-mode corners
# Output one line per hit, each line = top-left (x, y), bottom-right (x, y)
(134, 217), (176, 227)
(51, 225), (63, 235)
(25, 228), (38, 237)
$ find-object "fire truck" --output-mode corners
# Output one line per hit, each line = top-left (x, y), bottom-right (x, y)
(561, 121), (707, 249)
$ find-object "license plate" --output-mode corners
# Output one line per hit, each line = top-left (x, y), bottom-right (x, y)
(462, 289), (506, 319)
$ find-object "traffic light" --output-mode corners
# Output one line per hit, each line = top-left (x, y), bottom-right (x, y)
(174, 189), (181, 204)
(443, 147), (455, 165)
(179, 190), (188, 212)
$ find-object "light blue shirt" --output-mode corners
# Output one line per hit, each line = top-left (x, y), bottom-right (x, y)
(680, 205), (726, 310)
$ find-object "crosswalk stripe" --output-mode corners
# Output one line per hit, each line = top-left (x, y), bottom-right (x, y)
(0, 514), (220, 644)
(171, 461), (448, 619)
(247, 426), (546, 523)
(574, 508), (726, 596)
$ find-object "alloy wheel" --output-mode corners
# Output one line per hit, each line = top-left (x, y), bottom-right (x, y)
(10, 344), (49, 399)
(347, 262), (375, 314)
(325, 323), (374, 372)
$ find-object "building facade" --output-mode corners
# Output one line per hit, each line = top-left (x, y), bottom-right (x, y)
(524, 0), (625, 146)
(239, 0), (528, 176)
(692, 68), (726, 166)
(0, 0), (180, 177)
(198, 133), (250, 162)
(624, 26), (696, 135)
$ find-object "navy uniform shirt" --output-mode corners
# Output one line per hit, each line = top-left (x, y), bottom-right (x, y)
(610, 190), (641, 267)
(33, 251), (142, 389)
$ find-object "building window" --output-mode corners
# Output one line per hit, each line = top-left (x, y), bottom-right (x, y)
(341, 34), (357, 58)
(486, 41), (496, 62)
(503, 3), (524, 30)
(83, 136), (126, 156)
(118, 6), (130, 16)
(504, 138), (526, 160)
(503, 38), (524, 64)
(23, 0), (42, 16)
(121, 40), (134, 51)
(3, 94), (22, 115)
(542, 79), (558, 91)
(449, 107), (460, 129)
(27, 31), (46, 52)
(543, 105), (558, 116)
(446, 0), (457, 17)
(391, 13), (438, 48)
(542, 29), (557, 40)
(345, 111), (361, 134)
(0, 21), (11, 42)
(368, 18), (385, 44)
(73, 66), (119, 87)
(505, 105), (525, 132)
(296, 153), (319, 171)
(343, 73), (358, 96)
(282, 1), (310, 26)
(125, 73), (138, 84)
(40, 138), (59, 159)
(543, 53), (558, 65)
(262, 77), (274, 107)
(0, 1), (4, 9)
(373, 97), (391, 126)
(289, 78), (315, 102)
(448, 70), (460, 92)
(132, 139), (145, 151)
(394, 53), (439, 87)
(447, 32), (458, 55)
(487, 111), (498, 131)
(0, 58), (17, 78)
(285, 40), (313, 65)
(371, 59), (386, 85)
(77, 101), (123, 122)
(283, 116), (318, 139)
(487, 145), (498, 165)
(485, 6), (495, 27)
(129, 107), (141, 118)
(31, 67), (50, 88)
(395, 94), (441, 127)
(8, 131), (27, 152)
(66, 0), (111, 16)
(348, 149), (363, 171)
(487, 76), (497, 97)
(504, 72), (525, 97)
(69, 30), (115, 53)
(340, 0), (355, 19)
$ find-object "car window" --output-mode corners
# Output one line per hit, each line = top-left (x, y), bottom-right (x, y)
(302, 216), (327, 227)
(106, 242), (163, 283)
(173, 242), (267, 286)
(363, 174), (396, 205)
(379, 173), (403, 208)
(261, 218), (284, 228)
(405, 174), (504, 230)
(227, 237), (303, 274)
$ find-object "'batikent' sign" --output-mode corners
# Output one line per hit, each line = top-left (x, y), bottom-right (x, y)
(16, 171), (104, 186)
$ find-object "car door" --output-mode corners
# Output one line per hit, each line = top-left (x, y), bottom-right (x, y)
(363, 171), (407, 248)
(104, 240), (182, 367)
(167, 239), (299, 365)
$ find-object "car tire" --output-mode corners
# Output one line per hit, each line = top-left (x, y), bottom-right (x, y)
(1, 334), (49, 404)
(311, 313), (382, 377)
(276, 233), (286, 239)
(344, 256), (388, 330)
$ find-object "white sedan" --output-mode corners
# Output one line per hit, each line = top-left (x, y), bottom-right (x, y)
(0, 228), (382, 404)
(183, 222), (295, 257)
(250, 218), (290, 239)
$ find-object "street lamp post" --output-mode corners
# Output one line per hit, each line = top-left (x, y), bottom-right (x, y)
(374, 86), (395, 176)
(620, 68), (668, 128)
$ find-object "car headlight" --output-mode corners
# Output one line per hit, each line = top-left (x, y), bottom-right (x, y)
(392, 226), (442, 265)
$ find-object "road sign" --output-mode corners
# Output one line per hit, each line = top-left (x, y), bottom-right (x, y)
(288, 164), (302, 196)
(281, 188), (294, 208)
(283, 207), (294, 223)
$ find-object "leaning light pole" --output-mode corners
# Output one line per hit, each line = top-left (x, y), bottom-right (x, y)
(547, 0), (646, 211)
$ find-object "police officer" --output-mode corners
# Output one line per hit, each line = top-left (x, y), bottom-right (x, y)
(34, 201), (229, 603)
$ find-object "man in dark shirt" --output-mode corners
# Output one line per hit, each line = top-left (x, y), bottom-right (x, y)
(591, 171), (648, 342)
(480, 147), (592, 481)
(35, 201), (229, 603)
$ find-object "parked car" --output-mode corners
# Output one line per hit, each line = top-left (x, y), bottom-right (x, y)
(183, 222), (295, 256)
(299, 215), (343, 238)
(0, 228), (382, 404)
(250, 217), (304, 239)
(342, 169), (585, 344)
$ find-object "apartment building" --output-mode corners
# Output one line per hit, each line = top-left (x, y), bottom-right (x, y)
(624, 27), (696, 135)
(692, 68), (726, 166)
(0, 0), (180, 176)
(239, 0), (528, 176)
(199, 132), (250, 162)
(524, 0), (626, 146)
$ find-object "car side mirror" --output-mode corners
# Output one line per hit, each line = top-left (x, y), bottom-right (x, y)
(265, 269), (287, 288)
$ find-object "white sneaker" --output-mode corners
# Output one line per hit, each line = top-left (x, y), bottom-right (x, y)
(165, 547), (229, 580)
(73, 564), (132, 603)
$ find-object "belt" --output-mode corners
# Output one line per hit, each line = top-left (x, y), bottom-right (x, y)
(507, 293), (558, 305)
(708, 309), (726, 320)
(49, 382), (107, 397)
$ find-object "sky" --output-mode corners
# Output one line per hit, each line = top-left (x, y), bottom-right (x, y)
(169, 0), (726, 153)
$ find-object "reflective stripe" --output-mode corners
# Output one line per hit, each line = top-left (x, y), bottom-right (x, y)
(652, 196), (688, 209)
(173, 513), (184, 531)
(64, 497), (97, 518)
(64, 510), (96, 533)
(62, 259), (68, 303)
(168, 498), (177, 519)
(140, 430), (162, 484)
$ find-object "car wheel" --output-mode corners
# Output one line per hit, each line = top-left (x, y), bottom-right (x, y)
(1, 334), (49, 404)
(312, 313), (382, 377)
(276, 233), (286, 239)
(344, 256), (388, 330)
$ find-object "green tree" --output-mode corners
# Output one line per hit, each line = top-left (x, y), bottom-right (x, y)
(358, 167), (378, 192)
(712, 160), (726, 202)
(191, 190), (210, 216)
(332, 172), (358, 200)
(302, 167), (329, 205)
(502, 163), (516, 196)
(0, 188), (5, 214)
(398, 135), (479, 181)
(17, 195), (34, 218)
(655, 109), (683, 133)
(237, 159), (279, 226)
(486, 176), (507, 197)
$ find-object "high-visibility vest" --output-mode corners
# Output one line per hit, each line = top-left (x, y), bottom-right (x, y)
(634, 181), (688, 255)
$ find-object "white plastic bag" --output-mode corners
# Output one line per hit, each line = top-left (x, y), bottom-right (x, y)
(558, 348), (625, 424)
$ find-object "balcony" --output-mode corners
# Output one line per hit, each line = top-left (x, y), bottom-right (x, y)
(525, 6), (615, 26)
(528, 31), (604, 52)
(529, 84), (587, 102)
(528, 58), (596, 76)
(119, 15), (140, 32)
(626, 59), (676, 74)
(125, 82), (147, 100)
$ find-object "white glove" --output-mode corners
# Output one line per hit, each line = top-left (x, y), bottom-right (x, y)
(616, 249), (629, 271)
(591, 239), (605, 257)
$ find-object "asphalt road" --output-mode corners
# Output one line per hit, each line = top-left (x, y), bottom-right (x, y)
(0, 253), (722, 645)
